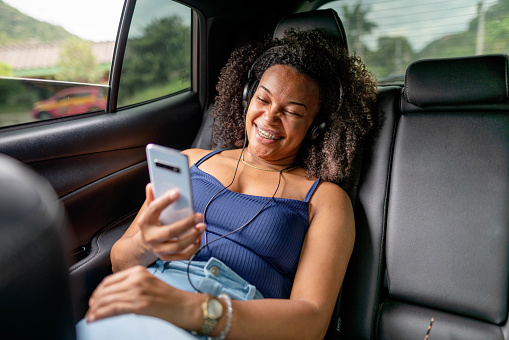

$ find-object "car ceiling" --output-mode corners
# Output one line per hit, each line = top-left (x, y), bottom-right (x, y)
(178, 0), (314, 17)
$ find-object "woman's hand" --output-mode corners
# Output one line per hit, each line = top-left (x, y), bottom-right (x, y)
(85, 266), (201, 330)
(138, 183), (205, 262)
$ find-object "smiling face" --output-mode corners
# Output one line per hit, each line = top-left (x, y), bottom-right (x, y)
(245, 64), (320, 166)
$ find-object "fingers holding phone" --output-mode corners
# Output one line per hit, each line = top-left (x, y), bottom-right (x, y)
(142, 144), (204, 261)
(139, 184), (205, 261)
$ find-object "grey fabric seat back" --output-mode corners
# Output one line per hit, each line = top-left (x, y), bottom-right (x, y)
(379, 54), (509, 339)
(0, 154), (76, 339)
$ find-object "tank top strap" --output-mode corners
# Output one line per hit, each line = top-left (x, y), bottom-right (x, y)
(303, 177), (321, 202)
(194, 149), (224, 166)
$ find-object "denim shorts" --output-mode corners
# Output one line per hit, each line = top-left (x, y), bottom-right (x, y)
(76, 257), (263, 340)
(147, 257), (264, 300)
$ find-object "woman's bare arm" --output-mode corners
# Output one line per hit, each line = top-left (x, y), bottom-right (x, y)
(220, 181), (354, 339)
(111, 184), (205, 272)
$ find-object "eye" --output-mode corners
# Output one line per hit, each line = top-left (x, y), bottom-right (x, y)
(284, 110), (302, 117)
(256, 96), (269, 104)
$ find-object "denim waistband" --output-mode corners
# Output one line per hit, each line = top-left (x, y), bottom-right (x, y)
(148, 257), (264, 301)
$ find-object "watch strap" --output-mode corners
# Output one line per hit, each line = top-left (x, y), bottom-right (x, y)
(197, 294), (222, 336)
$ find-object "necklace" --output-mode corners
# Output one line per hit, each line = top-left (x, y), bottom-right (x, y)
(241, 150), (298, 172)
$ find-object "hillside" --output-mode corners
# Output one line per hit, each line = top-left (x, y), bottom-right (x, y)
(0, 0), (74, 46)
(417, 0), (509, 59)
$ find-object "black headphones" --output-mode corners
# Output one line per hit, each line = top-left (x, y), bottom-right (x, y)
(241, 51), (343, 142)
(242, 65), (259, 110)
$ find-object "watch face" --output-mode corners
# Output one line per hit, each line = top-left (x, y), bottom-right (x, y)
(207, 298), (223, 319)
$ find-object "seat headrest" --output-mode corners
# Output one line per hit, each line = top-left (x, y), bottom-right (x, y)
(404, 54), (509, 107)
(273, 9), (348, 51)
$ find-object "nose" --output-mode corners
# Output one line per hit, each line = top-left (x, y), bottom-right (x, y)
(263, 105), (281, 124)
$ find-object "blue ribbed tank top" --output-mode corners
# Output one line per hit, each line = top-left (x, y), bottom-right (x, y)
(191, 150), (320, 299)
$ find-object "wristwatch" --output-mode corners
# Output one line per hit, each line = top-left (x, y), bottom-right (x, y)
(197, 294), (224, 336)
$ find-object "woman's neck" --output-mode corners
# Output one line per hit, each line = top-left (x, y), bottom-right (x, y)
(242, 148), (297, 172)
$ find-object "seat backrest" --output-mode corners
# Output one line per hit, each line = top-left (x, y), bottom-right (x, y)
(273, 8), (348, 50)
(378, 54), (509, 339)
(0, 154), (76, 339)
(341, 54), (509, 339)
(338, 84), (402, 339)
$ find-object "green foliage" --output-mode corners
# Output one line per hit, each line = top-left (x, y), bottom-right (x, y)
(341, 3), (377, 57)
(360, 0), (509, 82)
(417, 31), (477, 60)
(0, 61), (13, 76)
(485, 16), (509, 52)
(118, 15), (191, 99)
(118, 78), (191, 107)
(56, 37), (102, 83)
(0, 78), (27, 108)
(364, 36), (414, 79)
(0, 0), (73, 46)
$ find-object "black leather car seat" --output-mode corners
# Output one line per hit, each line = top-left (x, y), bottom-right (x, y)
(0, 154), (76, 339)
(379, 54), (509, 339)
(341, 54), (509, 339)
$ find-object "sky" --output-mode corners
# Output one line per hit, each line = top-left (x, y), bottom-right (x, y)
(4, 0), (125, 42)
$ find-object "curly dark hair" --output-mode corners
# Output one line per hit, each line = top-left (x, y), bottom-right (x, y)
(211, 28), (377, 189)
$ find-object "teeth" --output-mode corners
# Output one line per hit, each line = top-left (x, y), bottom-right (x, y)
(257, 127), (282, 140)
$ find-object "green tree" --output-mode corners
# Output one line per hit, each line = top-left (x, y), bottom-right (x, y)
(119, 15), (190, 97)
(417, 31), (476, 60)
(0, 61), (30, 110)
(478, 0), (509, 53)
(56, 37), (102, 83)
(0, 60), (12, 76)
(365, 36), (414, 80)
(485, 16), (509, 52)
(416, 0), (509, 60)
(342, 0), (377, 57)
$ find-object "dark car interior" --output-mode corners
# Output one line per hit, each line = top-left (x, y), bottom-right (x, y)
(0, 0), (508, 339)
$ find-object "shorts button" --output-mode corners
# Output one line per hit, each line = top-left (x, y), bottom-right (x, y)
(210, 266), (220, 277)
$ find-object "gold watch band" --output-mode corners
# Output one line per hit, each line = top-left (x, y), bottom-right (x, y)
(197, 294), (223, 336)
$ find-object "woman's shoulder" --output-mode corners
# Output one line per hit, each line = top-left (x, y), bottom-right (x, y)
(308, 181), (354, 237)
(181, 148), (215, 165)
(182, 148), (241, 166)
(311, 181), (352, 212)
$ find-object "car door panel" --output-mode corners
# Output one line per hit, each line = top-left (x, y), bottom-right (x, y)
(0, 90), (202, 258)
(0, 90), (202, 319)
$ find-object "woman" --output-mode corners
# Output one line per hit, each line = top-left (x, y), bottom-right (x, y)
(78, 28), (377, 339)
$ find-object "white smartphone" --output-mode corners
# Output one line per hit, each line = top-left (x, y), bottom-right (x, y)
(146, 143), (194, 225)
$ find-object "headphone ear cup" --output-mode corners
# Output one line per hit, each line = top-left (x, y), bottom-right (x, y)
(242, 82), (251, 109)
(308, 121), (327, 141)
(242, 79), (258, 109)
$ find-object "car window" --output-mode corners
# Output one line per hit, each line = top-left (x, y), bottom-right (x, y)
(117, 0), (192, 108)
(0, 0), (123, 127)
(319, 0), (509, 85)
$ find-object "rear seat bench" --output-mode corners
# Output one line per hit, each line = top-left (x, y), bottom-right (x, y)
(339, 54), (509, 339)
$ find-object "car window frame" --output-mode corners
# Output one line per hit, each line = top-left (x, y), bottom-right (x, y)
(109, 0), (198, 113)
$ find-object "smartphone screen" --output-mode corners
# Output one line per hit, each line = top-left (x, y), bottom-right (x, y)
(146, 144), (194, 225)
